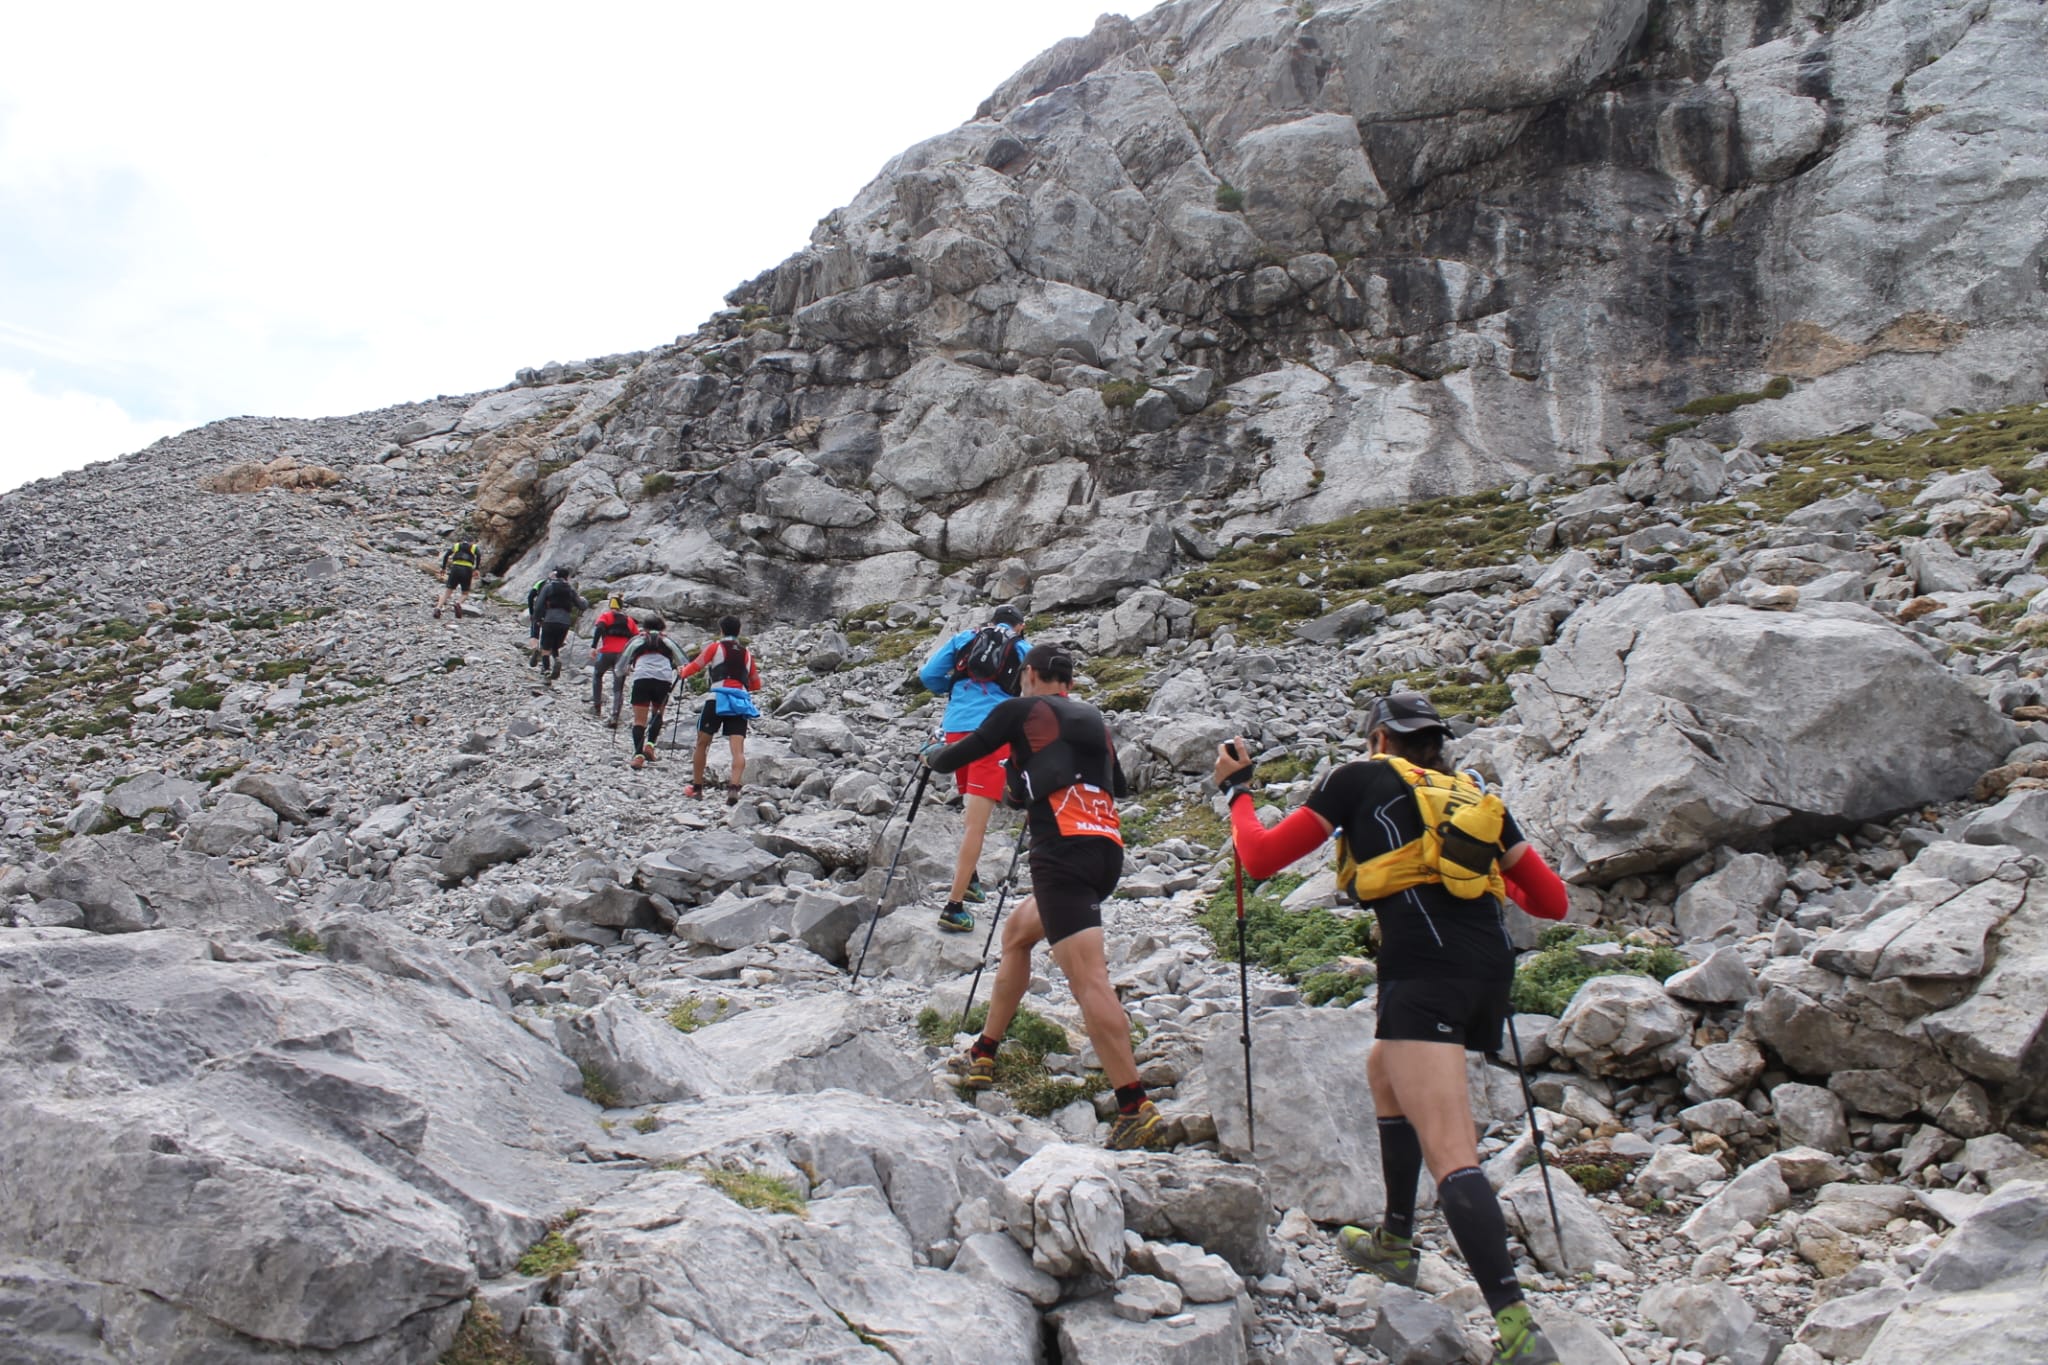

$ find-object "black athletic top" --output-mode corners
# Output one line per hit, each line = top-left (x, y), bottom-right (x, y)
(931, 694), (1128, 844)
(1305, 759), (1526, 982)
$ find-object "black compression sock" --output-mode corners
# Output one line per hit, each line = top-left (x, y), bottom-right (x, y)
(646, 714), (663, 745)
(1115, 1082), (1147, 1115)
(1378, 1116), (1423, 1241)
(971, 1035), (1000, 1060)
(631, 725), (645, 751)
(1438, 1166), (1523, 1315)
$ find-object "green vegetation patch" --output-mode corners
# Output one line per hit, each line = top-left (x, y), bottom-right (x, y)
(254, 658), (311, 682)
(1100, 378), (1151, 410)
(1675, 376), (1792, 417)
(1174, 493), (1546, 642)
(578, 1065), (622, 1109)
(1121, 789), (1228, 851)
(691, 1165), (809, 1217)
(1195, 872), (1377, 1007)
(917, 1003), (1110, 1117)
(515, 1228), (581, 1278)
(171, 683), (224, 712)
(1509, 926), (1687, 1016)
(667, 997), (729, 1033)
(1215, 183), (1246, 213)
(643, 472), (677, 496)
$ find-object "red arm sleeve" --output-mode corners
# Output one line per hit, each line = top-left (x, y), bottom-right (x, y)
(1502, 848), (1569, 921)
(675, 643), (714, 681)
(1229, 797), (1331, 881)
(747, 653), (762, 690)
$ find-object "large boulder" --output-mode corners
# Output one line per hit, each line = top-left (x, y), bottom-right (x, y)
(554, 999), (728, 1106)
(1000, 1144), (1128, 1280)
(636, 833), (782, 902)
(1507, 595), (2013, 879)
(528, 1174), (1041, 1363)
(179, 792), (280, 856)
(0, 925), (603, 1361)
(687, 995), (927, 1102)
(25, 832), (282, 935)
(1200, 1007), (1392, 1225)
(1860, 1180), (2048, 1364)
(435, 804), (569, 884)
(1550, 975), (1694, 1079)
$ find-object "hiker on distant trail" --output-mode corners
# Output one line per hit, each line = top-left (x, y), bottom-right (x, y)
(924, 644), (1161, 1151)
(676, 615), (762, 806)
(588, 594), (640, 724)
(916, 603), (1029, 933)
(1214, 692), (1570, 1365)
(532, 568), (582, 681)
(522, 574), (550, 667)
(615, 615), (688, 770)
(433, 537), (480, 620)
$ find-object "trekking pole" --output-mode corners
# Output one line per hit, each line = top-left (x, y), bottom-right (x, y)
(1506, 1018), (1569, 1269)
(849, 762), (933, 987)
(1233, 849), (1256, 1156)
(957, 821), (1031, 1034)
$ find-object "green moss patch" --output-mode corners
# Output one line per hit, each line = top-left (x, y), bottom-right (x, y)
(1509, 927), (1687, 1016)
(1195, 871), (1376, 1006)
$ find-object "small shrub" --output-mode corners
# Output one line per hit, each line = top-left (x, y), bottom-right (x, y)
(286, 929), (324, 955)
(1100, 378), (1150, 410)
(515, 1229), (580, 1278)
(1196, 873), (1379, 990)
(643, 472), (677, 496)
(692, 1165), (808, 1216)
(579, 1065), (622, 1109)
(1101, 685), (1154, 712)
(1510, 928), (1687, 1015)
(442, 656), (465, 673)
(171, 683), (223, 712)
(1566, 1160), (1626, 1194)
(1646, 420), (1700, 444)
(632, 1114), (659, 1134)
(1762, 374), (1793, 399)
(667, 997), (727, 1033)
(100, 619), (142, 641)
(1215, 183), (1246, 213)
(440, 1297), (525, 1365)
(254, 658), (310, 682)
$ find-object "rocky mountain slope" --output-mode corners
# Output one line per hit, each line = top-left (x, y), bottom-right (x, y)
(6, 1), (2048, 1362)
(437, 0), (2041, 622)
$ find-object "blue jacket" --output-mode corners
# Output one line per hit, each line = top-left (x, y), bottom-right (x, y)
(919, 626), (1029, 734)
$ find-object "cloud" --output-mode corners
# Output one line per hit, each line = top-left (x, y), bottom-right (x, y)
(0, 369), (186, 492)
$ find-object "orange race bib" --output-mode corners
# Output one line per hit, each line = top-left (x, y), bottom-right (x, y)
(1051, 784), (1122, 844)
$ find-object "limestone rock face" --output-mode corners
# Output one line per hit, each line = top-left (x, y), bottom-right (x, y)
(499, 0), (2048, 620)
(0, 925), (601, 1360)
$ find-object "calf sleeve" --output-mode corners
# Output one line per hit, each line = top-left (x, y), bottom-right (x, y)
(1438, 1166), (1523, 1315)
(1378, 1117), (1423, 1240)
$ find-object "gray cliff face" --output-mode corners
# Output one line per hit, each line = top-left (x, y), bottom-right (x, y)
(481, 0), (2046, 623)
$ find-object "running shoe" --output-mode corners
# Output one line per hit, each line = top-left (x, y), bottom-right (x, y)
(1105, 1099), (1163, 1151)
(949, 1052), (997, 1091)
(1491, 1305), (1560, 1365)
(963, 874), (987, 905)
(725, 783), (741, 807)
(642, 743), (658, 762)
(453, 601), (464, 620)
(431, 608), (441, 619)
(937, 904), (975, 933)
(629, 754), (646, 771)
(1337, 1226), (1419, 1288)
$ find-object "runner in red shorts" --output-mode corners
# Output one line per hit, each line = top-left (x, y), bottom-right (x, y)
(916, 605), (1029, 932)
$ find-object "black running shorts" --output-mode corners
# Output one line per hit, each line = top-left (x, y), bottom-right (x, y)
(444, 568), (473, 591)
(698, 698), (747, 737)
(1030, 836), (1122, 947)
(1375, 977), (1512, 1052)
(539, 622), (571, 651)
(629, 678), (672, 707)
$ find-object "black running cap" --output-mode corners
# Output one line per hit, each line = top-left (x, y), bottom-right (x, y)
(992, 604), (1024, 628)
(1369, 691), (1449, 735)
(552, 566), (570, 578)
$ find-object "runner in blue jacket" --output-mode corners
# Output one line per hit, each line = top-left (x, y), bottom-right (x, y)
(916, 605), (1030, 932)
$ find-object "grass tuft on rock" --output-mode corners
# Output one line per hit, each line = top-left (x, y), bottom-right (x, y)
(1509, 926), (1688, 1016)
(666, 997), (727, 1033)
(691, 1165), (808, 1217)
(515, 1229), (580, 1278)
(918, 1003), (1112, 1117)
(578, 1065), (621, 1109)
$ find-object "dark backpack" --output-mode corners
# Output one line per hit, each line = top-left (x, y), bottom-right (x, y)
(598, 611), (635, 640)
(448, 541), (478, 570)
(954, 624), (1022, 694)
(711, 639), (752, 686)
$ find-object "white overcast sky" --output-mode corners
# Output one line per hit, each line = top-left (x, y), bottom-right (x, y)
(0, 1), (1138, 492)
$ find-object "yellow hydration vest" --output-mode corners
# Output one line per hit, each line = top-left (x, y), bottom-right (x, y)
(1333, 755), (1508, 903)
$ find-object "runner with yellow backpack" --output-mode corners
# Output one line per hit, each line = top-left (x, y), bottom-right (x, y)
(1213, 692), (1571, 1365)
(432, 537), (481, 620)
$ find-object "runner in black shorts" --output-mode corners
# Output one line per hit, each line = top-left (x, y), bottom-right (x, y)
(675, 616), (763, 805)
(433, 538), (479, 620)
(1215, 693), (1571, 1365)
(615, 618), (687, 770)
(924, 644), (1163, 1151)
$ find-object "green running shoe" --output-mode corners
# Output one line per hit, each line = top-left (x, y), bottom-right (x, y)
(937, 904), (975, 932)
(1336, 1226), (1418, 1288)
(1491, 1305), (1560, 1365)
